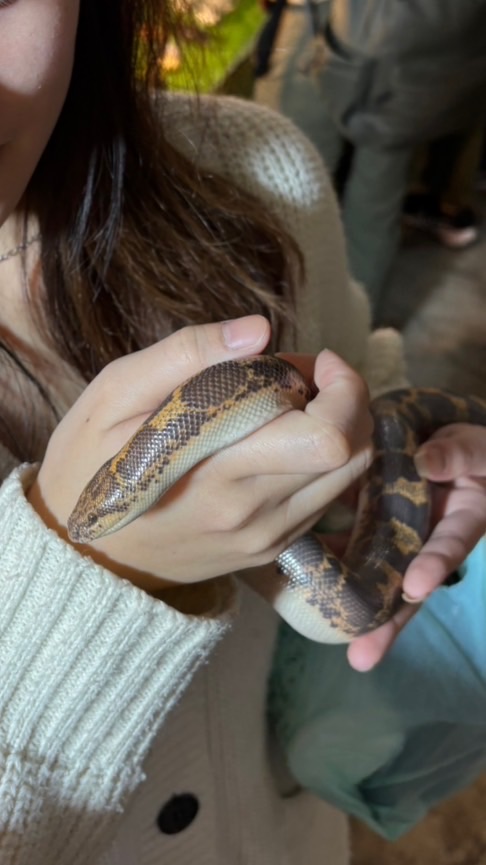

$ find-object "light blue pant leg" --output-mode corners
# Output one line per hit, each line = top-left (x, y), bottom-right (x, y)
(269, 538), (486, 841)
(341, 145), (412, 315)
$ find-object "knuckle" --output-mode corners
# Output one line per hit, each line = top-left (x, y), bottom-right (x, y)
(305, 423), (351, 469)
(88, 358), (122, 401)
(241, 524), (277, 562)
(246, 525), (273, 558)
(334, 367), (370, 412)
(433, 531), (468, 569)
(224, 505), (277, 559)
(215, 498), (251, 534)
(173, 325), (203, 370)
(240, 500), (305, 564)
(175, 323), (220, 374)
(456, 438), (478, 474)
(441, 443), (469, 478)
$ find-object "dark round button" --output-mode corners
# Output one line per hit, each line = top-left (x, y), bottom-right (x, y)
(157, 793), (200, 835)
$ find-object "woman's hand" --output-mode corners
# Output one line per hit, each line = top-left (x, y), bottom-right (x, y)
(28, 316), (373, 594)
(348, 422), (486, 672)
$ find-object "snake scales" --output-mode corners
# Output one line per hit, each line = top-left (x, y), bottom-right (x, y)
(68, 356), (486, 644)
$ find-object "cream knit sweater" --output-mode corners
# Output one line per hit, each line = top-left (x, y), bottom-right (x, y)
(0, 94), (407, 865)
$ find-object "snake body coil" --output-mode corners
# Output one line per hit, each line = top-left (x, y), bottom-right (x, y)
(68, 357), (486, 644)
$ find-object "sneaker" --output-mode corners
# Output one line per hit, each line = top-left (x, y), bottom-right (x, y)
(436, 206), (479, 249)
(403, 193), (478, 249)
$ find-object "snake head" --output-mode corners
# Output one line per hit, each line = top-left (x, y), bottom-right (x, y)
(67, 463), (134, 544)
(68, 508), (103, 544)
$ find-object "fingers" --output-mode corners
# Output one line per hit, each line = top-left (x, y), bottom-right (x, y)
(348, 481), (486, 671)
(290, 349), (373, 455)
(347, 603), (416, 672)
(415, 423), (486, 481)
(238, 449), (372, 560)
(41, 329), (375, 591)
(85, 337), (370, 487)
(309, 349), (373, 456)
(406, 422), (486, 599)
(402, 486), (486, 601)
(217, 349), (373, 478)
(279, 449), (372, 530)
(191, 348), (372, 566)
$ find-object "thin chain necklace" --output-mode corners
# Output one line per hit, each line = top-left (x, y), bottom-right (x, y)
(0, 232), (41, 264)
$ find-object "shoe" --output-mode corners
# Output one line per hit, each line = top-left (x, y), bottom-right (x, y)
(436, 206), (479, 249)
(403, 193), (478, 249)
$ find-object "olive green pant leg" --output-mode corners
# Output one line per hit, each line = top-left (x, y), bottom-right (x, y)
(341, 144), (412, 315)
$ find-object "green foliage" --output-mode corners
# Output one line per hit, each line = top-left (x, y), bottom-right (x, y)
(166, 0), (265, 93)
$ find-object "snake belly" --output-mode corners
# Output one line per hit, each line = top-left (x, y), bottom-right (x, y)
(68, 358), (486, 644)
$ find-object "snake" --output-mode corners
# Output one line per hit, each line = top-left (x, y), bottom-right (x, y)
(67, 355), (486, 644)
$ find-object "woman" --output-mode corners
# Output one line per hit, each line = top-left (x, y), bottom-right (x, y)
(0, 1), (481, 863)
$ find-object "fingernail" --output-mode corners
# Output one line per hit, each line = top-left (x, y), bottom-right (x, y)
(402, 591), (426, 604)
(414, 444), (445, 477)
(222, 316), (266, 350)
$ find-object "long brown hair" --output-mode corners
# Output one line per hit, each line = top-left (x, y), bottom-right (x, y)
(3, 0), (301, 460)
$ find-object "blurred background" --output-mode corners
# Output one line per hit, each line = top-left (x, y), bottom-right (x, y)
(161, 2), (486, 861)
(161, 0), (486, 405)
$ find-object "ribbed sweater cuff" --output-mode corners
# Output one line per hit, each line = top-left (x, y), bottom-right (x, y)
(0, 465), (235, 858)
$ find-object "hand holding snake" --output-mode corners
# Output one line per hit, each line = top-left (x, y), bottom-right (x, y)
(28, 317), (371, 598)
(29, 315), (486, 650)
(349, 422), (486, 670)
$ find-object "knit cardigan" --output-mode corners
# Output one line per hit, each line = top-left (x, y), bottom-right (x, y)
(0, 94), (407, 865)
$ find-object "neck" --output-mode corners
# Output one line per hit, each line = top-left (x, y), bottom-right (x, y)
(0, 217), (19, 254)
(0, 214), (43, 355)
(0, 213), (39, 257)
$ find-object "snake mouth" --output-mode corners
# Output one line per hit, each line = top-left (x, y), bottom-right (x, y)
(67, 510), (100, 544)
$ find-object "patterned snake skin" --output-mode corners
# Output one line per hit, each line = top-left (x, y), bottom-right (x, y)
(68, 357), (486, 644)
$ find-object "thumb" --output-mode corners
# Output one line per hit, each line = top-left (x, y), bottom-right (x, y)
(86, 316), (271, 428)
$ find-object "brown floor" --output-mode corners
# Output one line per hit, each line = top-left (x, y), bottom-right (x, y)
(382, 213), (486, 400)
(350, 774), (486, 865)
(254, 8), (486, 864)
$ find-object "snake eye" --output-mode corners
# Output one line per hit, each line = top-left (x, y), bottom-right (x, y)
(86, 513), (99, 527)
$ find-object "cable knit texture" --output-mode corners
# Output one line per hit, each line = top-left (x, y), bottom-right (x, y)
(0, 465), (234, 864)
(0, 94), (407, 865)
